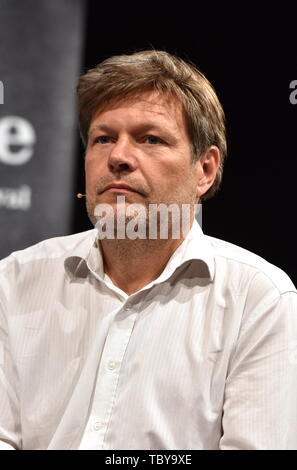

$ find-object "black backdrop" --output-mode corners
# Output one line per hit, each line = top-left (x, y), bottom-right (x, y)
(72, 2), (297, 286)
(1, 1), (296, 286)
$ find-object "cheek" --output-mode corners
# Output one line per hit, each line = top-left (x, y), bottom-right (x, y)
(150, 158), (185, 178)
(85, 167), (92, 186)
(85, 158), (100, 181)
(145, 162), (190, 195)
(163, 164), (192, 183)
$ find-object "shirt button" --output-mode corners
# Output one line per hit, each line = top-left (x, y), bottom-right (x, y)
(93, 422), (104, 431)
(124, 304), (131, 311)
(108, 361), (117, 370)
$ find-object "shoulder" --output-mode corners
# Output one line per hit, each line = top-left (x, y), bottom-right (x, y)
(205, 234), (296, 297)
(0, 229), (96, 274)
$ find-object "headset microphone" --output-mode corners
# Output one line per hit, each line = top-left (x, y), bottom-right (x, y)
(76, 193), (86, 198)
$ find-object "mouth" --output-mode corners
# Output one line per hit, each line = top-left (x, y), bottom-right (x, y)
(100, 184), (140, 194)
(104, 188), (136, 194)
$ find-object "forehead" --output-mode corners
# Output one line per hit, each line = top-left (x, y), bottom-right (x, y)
(91, 90), (185, 126)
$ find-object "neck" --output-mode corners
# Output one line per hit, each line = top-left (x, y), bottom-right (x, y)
(100, 236), (185, 296)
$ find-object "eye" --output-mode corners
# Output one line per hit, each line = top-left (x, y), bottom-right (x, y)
(93, 135), (113, 144)
(144, 135), (164, 145)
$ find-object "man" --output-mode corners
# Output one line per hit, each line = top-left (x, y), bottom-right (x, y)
(0, 50), (296, 450)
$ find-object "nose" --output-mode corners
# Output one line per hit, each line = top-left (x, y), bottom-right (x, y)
(108, 137), (138, 174)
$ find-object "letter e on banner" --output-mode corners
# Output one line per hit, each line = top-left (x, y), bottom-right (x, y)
(0, 116), (36, 165)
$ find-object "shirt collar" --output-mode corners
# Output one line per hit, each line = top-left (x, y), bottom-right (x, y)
(157, 219), (215, 282)
(64, 219), (214, 285)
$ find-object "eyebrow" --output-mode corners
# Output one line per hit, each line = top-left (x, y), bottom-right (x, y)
(88, 122), (175, 138)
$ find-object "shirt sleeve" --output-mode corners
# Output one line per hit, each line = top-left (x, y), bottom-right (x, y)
(0, 270), (22, 450)
(220, 275), (297, 450)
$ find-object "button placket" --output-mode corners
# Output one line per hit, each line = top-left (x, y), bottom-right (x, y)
(78, 309), (138, 450)
(107, 361), (118, 371)
(93, 421), (104, 431)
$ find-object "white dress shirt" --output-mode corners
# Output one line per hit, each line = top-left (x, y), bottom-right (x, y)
(0, 220), (296, 450)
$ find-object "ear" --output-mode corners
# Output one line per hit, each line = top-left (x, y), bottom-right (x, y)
(194, 146), (220, 202)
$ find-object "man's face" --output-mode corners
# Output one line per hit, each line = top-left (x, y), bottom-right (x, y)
(85, 90), (200, 231)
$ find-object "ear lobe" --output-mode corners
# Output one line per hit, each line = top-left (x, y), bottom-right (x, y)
(195, 146), (220, 198)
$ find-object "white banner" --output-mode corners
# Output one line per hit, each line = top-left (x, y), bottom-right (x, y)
(0, 0), (85, 259)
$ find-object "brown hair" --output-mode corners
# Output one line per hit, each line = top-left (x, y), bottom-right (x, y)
(77, 49), (227, 201)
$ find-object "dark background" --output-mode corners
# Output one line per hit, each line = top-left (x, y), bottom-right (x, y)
(0, 2), (296, 285)
(72, 2), (297, 284)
